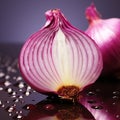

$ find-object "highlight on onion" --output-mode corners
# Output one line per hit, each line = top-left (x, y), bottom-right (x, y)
(85, 3), (120, 76)
(19, 9), (103, 100)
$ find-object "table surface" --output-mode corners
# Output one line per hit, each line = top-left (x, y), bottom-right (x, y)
(0, 44), (120, 120)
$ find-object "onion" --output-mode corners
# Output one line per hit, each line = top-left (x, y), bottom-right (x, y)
(19, 9), (103, 100)
(85, 4), (120, 75)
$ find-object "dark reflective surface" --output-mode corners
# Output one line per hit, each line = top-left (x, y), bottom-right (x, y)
(22, 97), (95, 120)
(0, 44), (120, 120)
(79, 78), (120, 120)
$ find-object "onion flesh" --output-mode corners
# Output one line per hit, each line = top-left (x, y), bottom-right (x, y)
(19, 9), (103, 100)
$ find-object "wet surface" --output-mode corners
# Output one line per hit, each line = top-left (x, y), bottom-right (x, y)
(0, 44), (120, 120)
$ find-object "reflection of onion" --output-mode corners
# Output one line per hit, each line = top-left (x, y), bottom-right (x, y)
(22, 97), (95, 120)
(78, 82), (118, 120)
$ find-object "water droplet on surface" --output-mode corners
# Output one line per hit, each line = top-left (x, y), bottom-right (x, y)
(112, 96), (119, 99)
(16, 76), (22, 81)
(13, 99), (19, 103)
(6, 106), (15, 113)
(19, 95), (23, 99)
(23, 104), (36, 110)
(12, 91), (17, 96)
(0, 87), (3, 91)
(0, 100), (2, 105)
(7, 66), (16, 73)
(4, 80), (11, 87)
(19, 89), (23, 92)
(5, 75), (10, 80)
(9, 113), (12, 116)
(112, 102), (116, 105)
(6, 100), (10, 104)
(18, 82), (25, 89)
(0, 72), (5, 78)
(91, 105), (103, 110)
(116, 115), (120, 118)
(24, 91), (30, 96)
(7, 88), (13, 94)
(44, 104), (55, 111)
(13, 114), (23, 119)
(113, 91), (120, 95)
(87, 91), (96, 96)
(11, 95), (16, 98)
(1, 104), (5, 108)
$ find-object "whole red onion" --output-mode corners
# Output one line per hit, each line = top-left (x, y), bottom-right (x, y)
(85, 4), (120, 76)
(19, 9), (102, 100)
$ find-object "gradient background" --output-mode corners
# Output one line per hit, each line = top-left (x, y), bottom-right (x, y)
(0, 0), (120, 44)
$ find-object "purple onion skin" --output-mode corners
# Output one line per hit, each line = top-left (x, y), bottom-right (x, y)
(85, 4), (120, 76)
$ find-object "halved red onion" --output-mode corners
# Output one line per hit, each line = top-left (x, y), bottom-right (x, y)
(19, 9), (103, 100)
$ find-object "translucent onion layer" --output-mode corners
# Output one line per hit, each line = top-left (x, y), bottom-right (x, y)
(19, 9), (103, 99)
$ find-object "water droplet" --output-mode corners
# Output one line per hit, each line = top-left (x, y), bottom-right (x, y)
(17, 114), (23, 119)
(16, 76), (22, 81)
(113, 91), (120, 95)
(5, 75), (10, 80)
(4, 80), (11, 87)
(0, 72), (5, 78)
(23, 104), (36, 110)
(112, 102), (116, 105)
(13, 99), (19, 103)
(6, 100), (10, 104)
(24, 91), (30, 96)
(44, 104), (55, 111)
(6, 106), (15, 113)
(0, 100), (2, 105)
(6, 88), (13, 94)
(26, 86), (31, 91)
(19, 95), (23, 99)
(112, 96), (119, 99)
(91, 105), (103, 110)
(9, 113), (12, 116)
(12, 91), (17, 96)
(19, 89), (23, 92)
(87, 91), (96, 96)
(18, 82), (25, 89)
(0, 87), (3, 91)
(13, 114), (23, 119)
(116, 115), (120, 118)
(11, 95), (16, 98)
(7, 66), (14, 72)
(1, 104), (5, 108)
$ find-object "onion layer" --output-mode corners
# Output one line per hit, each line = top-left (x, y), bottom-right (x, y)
(85, 4), (120, 75)
(19, 9), (103, 100)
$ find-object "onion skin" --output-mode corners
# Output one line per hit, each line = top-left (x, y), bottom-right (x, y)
(85, 4), (120, 76)
(19, 9), (103, 99)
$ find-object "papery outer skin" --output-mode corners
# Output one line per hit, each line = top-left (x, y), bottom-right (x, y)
(19, 9), (103, 95)
(85, 4), (120, 75)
